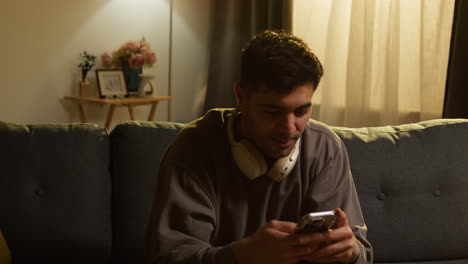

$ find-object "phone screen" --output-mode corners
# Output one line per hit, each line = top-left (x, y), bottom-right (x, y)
(295, 211), (336, 234)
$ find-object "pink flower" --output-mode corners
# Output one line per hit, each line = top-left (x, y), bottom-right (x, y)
(120, 41), (140, 53)
(146, 51), (157, 65)
(103, 37), (157, 69)
(101, 52), (113, 68)
(141, 46), (157, 65)
(129, 53), (146, 69)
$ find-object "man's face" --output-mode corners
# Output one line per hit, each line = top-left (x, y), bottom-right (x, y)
(236, 83), (314, 160)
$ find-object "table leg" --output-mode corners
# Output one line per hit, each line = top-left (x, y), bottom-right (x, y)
(105, 105), (116, 129)
(128, 105), (136, 120)
(148, 102), (159, 121)
(77, 104), (86, 123)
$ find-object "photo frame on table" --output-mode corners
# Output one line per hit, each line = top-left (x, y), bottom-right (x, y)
(96, 69), (127, 98)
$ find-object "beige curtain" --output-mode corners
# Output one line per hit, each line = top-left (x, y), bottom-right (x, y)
(293, 0), (455, 127)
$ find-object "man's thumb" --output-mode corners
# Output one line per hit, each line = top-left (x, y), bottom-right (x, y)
(332, 208), (348, 229)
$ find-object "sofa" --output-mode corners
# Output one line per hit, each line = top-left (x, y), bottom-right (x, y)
(0, 118), (467, 264)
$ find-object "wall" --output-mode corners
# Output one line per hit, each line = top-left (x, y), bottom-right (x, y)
(1, 0), (213, 128)
(171, 0), (213, 122)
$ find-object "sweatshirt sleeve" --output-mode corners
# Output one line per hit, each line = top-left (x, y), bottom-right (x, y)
(304, 140), (373, 264)
(144, 162), (236, 264)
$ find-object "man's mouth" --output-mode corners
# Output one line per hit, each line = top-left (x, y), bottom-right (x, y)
(272, 137), (296, 148)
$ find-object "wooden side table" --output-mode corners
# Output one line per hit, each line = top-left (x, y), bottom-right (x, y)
(64, 96), (171, 129)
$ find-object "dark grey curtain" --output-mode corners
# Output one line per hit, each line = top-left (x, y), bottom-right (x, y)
(443, 0), (468, 118)
(203, 0), (292, 112)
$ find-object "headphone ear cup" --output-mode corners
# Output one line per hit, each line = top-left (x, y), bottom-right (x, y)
(231, 140), (267, 180)
(227, 111), (267, 179)
(267, 138), (301, 182)
(239, 139), (268, 178)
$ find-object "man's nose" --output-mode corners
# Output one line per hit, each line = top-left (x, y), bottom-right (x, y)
(278, 113), (296, 135)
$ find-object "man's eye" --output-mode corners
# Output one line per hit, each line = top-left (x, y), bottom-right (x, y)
(295, 109), (309, 117)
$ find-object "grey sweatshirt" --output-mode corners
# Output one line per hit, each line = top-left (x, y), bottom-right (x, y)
(145, 109), (373, 264)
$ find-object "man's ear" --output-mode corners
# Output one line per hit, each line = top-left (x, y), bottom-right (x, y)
(234, 82), (245, 108)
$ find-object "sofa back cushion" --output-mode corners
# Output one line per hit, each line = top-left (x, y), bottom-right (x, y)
(110, 121), (184, 264)
(112, 119), (468, 264)
(0, 122), (111, 264)
(334, 119), (468, 263)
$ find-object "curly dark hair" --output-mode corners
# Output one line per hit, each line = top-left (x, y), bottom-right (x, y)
(240, 30), (323, 93)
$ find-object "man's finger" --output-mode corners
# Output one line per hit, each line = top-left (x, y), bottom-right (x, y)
(267, 219), (297, 233)
(316, 237), (354, 256)
(285, 245), (313, 258)
(288, 231), (328, 246)
(332, 208), (349, 229)
(304, 238), (356, 263)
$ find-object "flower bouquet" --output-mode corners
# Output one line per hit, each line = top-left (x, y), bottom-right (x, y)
(101, 37), (157, 94)
(78, 51), (96, 82)
(77, 51), (96, 96)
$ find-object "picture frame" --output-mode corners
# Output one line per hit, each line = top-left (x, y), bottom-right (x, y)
(95, 69), (127, 98)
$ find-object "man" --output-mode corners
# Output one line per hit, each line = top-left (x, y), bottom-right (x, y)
(145, 30), (372, 264)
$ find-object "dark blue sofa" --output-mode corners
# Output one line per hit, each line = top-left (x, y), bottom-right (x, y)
(0, 118), (467, 264)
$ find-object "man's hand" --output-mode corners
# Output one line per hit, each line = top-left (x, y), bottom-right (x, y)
(300, 208), (360, 264)
(230, 209), (359, 264)
(230, 220), (314, 264)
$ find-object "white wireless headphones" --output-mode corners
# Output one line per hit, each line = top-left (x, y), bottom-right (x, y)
(227, 111), (301, 182)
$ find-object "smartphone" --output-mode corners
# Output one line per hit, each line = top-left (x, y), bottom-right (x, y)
(295, 210), (336, 234)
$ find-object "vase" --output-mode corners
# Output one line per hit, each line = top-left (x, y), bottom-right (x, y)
(79, 80), (90, 97)
(138, 74), (155, 97)
(122, 62), (142, 95)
